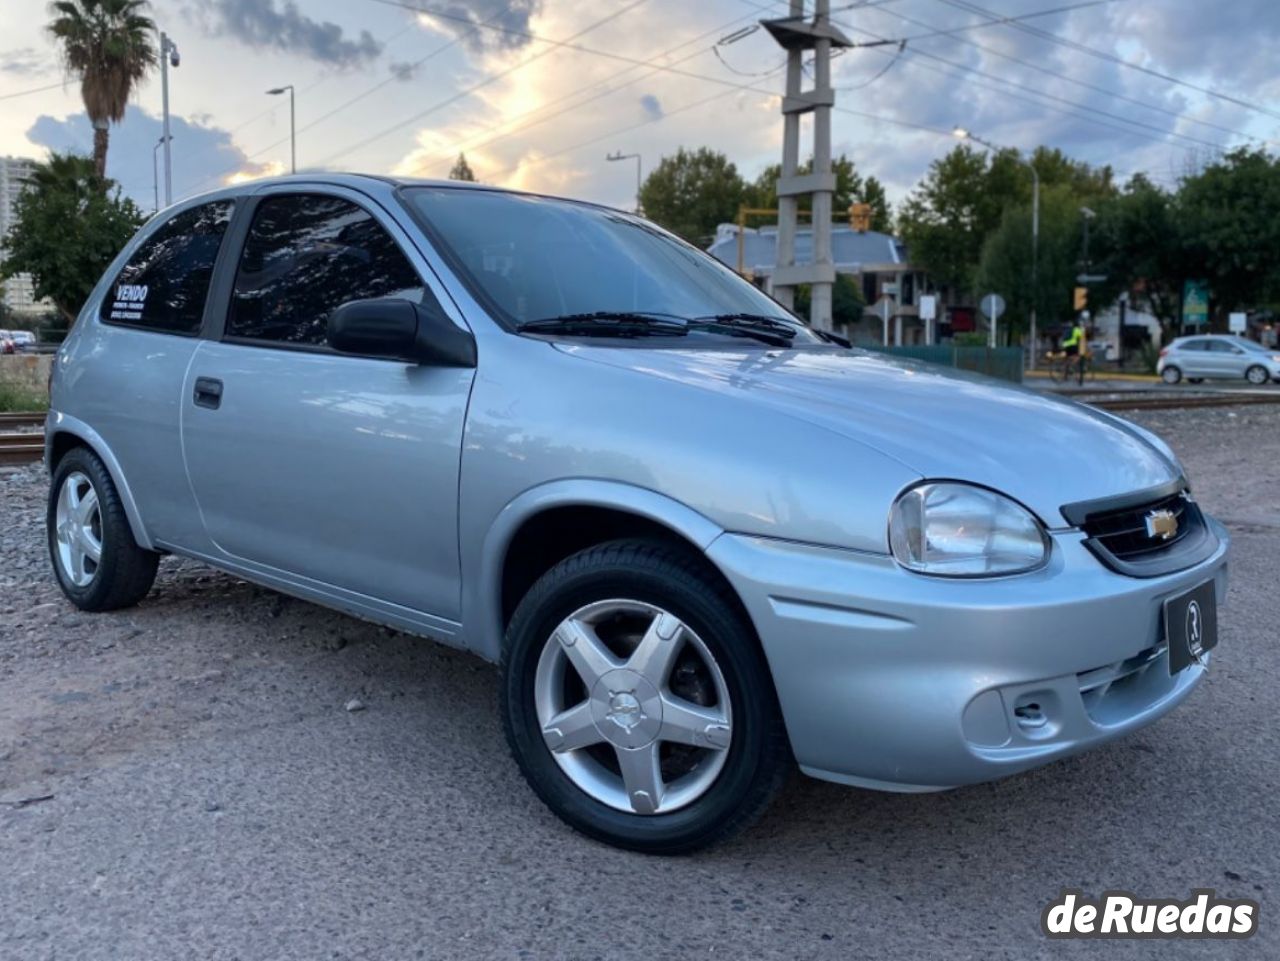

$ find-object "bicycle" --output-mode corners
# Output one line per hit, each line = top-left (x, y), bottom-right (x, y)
(1044, 349), (1094, 385)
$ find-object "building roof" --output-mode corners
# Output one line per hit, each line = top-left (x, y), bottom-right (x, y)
(707, 223), (909, 274)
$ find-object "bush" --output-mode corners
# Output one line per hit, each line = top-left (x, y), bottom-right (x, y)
(0, 380), (48, 412)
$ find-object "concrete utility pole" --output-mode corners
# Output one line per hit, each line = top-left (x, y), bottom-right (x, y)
(762, 2), (851, 331)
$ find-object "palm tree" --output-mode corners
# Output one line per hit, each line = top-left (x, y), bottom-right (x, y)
(47, 0), (157, 180)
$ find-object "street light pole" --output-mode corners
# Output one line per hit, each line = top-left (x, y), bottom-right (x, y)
(267, 85), (296, 173)
(159, 31), (180, 206)
(151, 136), (169, 213)
(606, 151), (641, 213)
(954, 127), (1039, 365)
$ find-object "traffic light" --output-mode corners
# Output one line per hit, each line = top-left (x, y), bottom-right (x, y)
(849, 202), (871, 232)
(1073, 286), (1087, 311)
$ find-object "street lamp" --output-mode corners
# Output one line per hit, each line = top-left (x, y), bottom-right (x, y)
(606, 150), (642, 213)
(159, 31), (180, 206)
(267, 85), (296, 174)
(954, 126), (1040, 367)
(151, 135), (171, 213)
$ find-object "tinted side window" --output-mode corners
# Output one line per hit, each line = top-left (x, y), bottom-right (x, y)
(1179, 340), (1208, 351)
(227, 194), (424, 346)
(1207, 340), (1242, 353)
(101, 200), (234, 333)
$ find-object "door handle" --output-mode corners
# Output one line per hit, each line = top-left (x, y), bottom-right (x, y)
(193, 376), (223, 410)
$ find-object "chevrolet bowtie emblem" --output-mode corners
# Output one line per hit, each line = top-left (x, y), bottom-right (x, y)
(1144, 508), (1178, 541)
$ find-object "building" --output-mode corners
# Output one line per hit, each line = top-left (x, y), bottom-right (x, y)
(707, 223), (933, 345)
(0, 155), (47, 316)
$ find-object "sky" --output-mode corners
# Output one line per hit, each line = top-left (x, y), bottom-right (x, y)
(1, 0), (1278, 216)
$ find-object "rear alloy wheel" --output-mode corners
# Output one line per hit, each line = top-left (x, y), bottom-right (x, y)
(1161, 365), (1183, 384)
(502, 539), (789, 854)
(1245, 365), (1270, 386)
(48, 447), (159, 611)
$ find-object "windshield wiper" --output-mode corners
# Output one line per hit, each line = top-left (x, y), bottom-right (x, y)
(517, 311), (689, 338)
(689, 313), (800, 347)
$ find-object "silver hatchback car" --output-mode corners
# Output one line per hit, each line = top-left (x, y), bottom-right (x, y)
(1158, 334), (1280, 385)
(46, 175), (1229, 853)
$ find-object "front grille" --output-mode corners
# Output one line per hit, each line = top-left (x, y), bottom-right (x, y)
(1083, 490), (1193, 561)
(1062, 481), (1220, 578)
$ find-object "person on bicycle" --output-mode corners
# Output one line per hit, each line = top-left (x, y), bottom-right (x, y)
(1062, 313), (1089, 385)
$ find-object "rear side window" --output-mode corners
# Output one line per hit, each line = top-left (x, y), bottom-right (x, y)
(1207, 340), (1242, 353)
(1178, 339), (1208, 351)
(101, 200), (234, 333)
(226, 194), (424, 346)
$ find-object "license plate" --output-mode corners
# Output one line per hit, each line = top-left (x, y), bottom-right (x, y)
(1164, 579), (1218, 675)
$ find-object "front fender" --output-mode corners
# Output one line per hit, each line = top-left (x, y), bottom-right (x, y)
(45, 409), (153, 550)
(460, 478), (724, 662)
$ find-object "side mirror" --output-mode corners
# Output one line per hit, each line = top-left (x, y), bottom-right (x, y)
(327, 298), (476, 367)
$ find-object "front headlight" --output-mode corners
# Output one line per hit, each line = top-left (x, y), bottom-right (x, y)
(889, 482), (1048, 577)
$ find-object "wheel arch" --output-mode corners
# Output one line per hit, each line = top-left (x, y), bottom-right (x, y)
(45, 413), (153, 550)
(464, 480), (729, 663)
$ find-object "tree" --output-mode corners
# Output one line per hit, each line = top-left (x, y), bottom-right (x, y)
(744, 155), (891, 231)
(0, 152), (144, 323)
(1091, 175), (1186, 343)
(1177, 147), (1280, 318)
(974, 185), (1089, 344)
(638, 147), (745, 244)
(48, 0), (157, 179)
(449, 152), (476, 182)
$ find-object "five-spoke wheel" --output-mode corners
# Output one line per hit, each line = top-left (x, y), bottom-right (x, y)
(502, 539), (789, 854)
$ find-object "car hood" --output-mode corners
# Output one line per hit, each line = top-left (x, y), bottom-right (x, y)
(557, 344), (1180, 525)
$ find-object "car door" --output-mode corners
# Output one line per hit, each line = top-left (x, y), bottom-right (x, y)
(180, 187), (475, 623)
(66, 198), (238, 548)
(1177, 338), (1211, 377)
(1206, 339), (1246, 379)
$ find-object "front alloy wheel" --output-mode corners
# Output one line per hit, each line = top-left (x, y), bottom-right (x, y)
(1245, 365), (1270, 385)
(534, 599), (732, 815)
(502, 539), (789, 854)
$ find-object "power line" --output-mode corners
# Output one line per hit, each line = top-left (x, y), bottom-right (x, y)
(406, 11), (771, 177)
(0, 80), (66, 102)
(864, 0), (1271, 147)
(317, 0), (652, 169)
(933, 0), (1280, 122)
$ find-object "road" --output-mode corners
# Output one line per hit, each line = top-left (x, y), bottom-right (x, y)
(2, 405), (1277, 960)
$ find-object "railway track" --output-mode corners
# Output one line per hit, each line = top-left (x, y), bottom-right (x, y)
(1072, 392), (1280, 413)
(0, 411), (45, 465)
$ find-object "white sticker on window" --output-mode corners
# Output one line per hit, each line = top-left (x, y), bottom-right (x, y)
(109, 283), (149, 321)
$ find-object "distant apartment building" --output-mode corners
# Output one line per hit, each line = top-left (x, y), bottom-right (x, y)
(0, 155), (48, 315)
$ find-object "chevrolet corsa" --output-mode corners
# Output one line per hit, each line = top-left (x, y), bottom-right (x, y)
(45, 176), (1229, 853)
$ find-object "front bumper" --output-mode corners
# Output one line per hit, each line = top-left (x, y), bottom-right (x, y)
(707, 518), (1229, 792)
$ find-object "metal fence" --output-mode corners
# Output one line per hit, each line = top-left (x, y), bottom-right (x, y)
(862, 345), (1024, 383)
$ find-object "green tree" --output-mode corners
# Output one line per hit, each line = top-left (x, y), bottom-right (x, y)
(48, 0), (157, 179)
(1177, 147), (1280, 318)
(744, 155), (891, 231)
(0, 152), (144, 323)
(899, 144), (1116, 299)
(449, 152), (476, 182)
(975, 185), (1088, 344)
(638, 147), (746, 244)
(1091, 174), (1186, 343)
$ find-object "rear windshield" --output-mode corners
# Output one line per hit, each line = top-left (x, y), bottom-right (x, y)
(402, 187), (821, 344)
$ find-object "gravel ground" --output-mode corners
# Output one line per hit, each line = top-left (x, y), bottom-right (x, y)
(1, 406), (1277, 960)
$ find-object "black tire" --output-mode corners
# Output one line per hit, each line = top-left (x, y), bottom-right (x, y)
(1161, 365), (1183, 384)
(1245, 365), (1269, 386)
(501, 538), (790, 854)
(47, 446), (159, 612)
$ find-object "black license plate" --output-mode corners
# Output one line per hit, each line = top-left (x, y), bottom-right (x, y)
(1164, 579), (1218, 675)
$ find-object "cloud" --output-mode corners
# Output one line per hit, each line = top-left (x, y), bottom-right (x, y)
(185, 0), (383, 68)
(417, 0), (543, 54)
(0, 47), (52, 77)
(639, 94), (663, 121)
(389, 60), (419, 82)
(25, 105), (255, 207)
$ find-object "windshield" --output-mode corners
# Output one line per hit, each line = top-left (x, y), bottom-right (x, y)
(402, 187), (822, 345)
